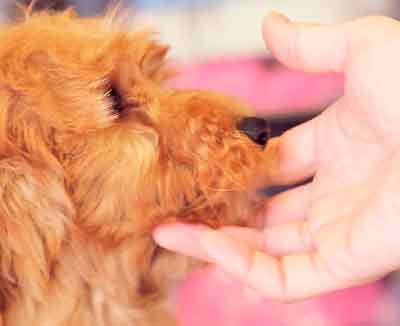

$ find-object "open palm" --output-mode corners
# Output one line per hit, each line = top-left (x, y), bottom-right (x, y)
(154, 13), (400, 301)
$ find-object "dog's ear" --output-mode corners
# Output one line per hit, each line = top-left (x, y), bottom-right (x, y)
(140, 42), (171, 82)
(0, 91), (75, 302)
(0, 158), (74, 300)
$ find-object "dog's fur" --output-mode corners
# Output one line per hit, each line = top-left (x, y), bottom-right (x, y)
(0, 8), (275, 326)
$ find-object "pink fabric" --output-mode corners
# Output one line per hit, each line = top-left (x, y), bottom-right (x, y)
(169, 57), (344, 115)
(177, 268), (382, 326)
(171, 57), (382, 326)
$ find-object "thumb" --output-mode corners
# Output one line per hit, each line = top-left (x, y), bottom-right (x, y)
(263, 13), (400, 73)
(262, 12), (347, 73)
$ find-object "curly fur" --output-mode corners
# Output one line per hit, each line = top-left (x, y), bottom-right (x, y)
(0, 8), (276, 326)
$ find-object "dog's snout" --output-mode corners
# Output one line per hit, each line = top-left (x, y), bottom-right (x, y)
(237, 117), (270, 146)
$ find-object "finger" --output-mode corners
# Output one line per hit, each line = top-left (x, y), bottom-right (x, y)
(269, 118), (317, 185)
(153, 223), (211, 261)
(265, 182), (374, 256)
(154, 225), (267, 258)
(220, 226), (265, 249)
(305, 182), (371, 237)
(263, 12), (347, 72)
(153, 221), (313, 259)
(263, 13), (400, 73)
(199, 229), (357, 301)
(266, 183), (311, 227)
(264, 221), (314, 256)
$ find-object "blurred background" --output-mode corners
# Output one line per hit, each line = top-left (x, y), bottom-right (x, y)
(4, 0), (400, 61)
(2, 1), (400, 326)
(2, 0), (400, 115)
(4, 0), (397, 115)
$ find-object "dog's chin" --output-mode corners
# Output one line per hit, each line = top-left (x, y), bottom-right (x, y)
(170, 151), (273, 229)
(171, 187), (266, 230)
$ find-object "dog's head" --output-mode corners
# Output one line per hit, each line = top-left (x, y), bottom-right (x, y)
(0, 10), (274, 252)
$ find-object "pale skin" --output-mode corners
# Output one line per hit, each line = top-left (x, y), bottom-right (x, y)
(153, 12), (400, 302)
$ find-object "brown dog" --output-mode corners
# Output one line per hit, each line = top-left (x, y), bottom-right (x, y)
(0, 8), (275, 326)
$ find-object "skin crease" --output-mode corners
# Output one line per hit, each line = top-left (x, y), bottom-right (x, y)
(153, 12), (400, 302)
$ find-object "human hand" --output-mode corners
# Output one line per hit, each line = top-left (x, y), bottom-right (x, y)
(153, 13), (400, 301)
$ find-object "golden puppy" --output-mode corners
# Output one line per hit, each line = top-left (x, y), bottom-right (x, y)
(0, 8), (275, 326)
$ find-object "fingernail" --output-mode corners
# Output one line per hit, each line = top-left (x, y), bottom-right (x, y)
(200, 230), (251, 276)
(266, 11), (291, 23)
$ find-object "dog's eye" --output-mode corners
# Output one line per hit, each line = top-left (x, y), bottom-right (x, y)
(105, 85), (141, 115)
(105, 86), (125, 114)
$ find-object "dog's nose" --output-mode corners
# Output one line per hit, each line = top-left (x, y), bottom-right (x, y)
(237, 117), (270, 146)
